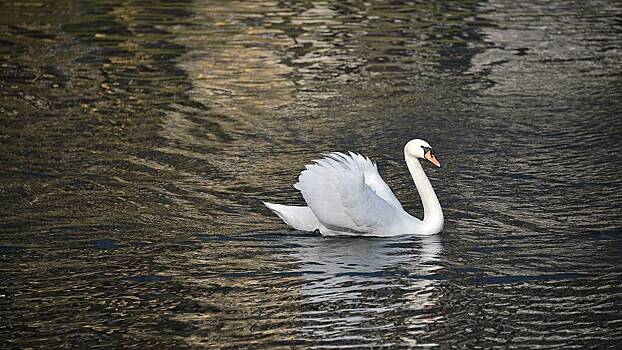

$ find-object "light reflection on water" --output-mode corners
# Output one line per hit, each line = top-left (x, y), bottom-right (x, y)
(1, 0), (622, 348)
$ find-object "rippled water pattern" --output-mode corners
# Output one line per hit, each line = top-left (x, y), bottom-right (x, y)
(1, 0), (621, 348)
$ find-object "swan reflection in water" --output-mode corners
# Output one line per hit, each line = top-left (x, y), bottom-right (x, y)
(172, 233), (443, 347)
(292, 234), (443, 344)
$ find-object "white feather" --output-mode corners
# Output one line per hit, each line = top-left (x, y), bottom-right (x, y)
(286, 152), (401, 235)
(263, 202), (320, 232)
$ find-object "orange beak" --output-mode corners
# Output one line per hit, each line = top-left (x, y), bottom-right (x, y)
(425, 150), (441, 168)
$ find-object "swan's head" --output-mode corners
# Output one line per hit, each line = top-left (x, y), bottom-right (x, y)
(404, 139), (441, 167)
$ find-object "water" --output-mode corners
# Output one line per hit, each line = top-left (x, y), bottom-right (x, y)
(2, 0), (622, 348)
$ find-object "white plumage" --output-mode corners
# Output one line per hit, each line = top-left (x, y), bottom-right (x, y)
(264, 139), (444, 236)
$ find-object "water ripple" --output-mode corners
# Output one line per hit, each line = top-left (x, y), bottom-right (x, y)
(1, 0), (622, 348)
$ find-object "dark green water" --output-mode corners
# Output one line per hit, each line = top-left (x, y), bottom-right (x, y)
(2, 0), (622, 348)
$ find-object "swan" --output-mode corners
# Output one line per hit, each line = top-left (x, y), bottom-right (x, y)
(264, 139), (444, 236)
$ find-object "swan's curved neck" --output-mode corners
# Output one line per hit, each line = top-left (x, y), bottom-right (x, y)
(405, 153), (444, 233)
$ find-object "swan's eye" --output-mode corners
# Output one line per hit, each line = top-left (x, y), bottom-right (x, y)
(421, 146), (432, 155)
(421, 146), (441, 167)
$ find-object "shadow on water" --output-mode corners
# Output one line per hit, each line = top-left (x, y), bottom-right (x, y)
(1, 0), (622, 348)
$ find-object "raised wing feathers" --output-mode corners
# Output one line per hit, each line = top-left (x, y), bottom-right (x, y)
(347, 152), (403, 210)
(295, 152), (402, 233)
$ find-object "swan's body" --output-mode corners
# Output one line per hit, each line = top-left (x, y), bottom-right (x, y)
(264, 139), (444, 236)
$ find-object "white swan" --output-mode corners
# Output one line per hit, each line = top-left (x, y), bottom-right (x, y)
(264, 139), (444, 236)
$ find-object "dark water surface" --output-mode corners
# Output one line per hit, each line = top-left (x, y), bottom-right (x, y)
(2, 0), (622, 348)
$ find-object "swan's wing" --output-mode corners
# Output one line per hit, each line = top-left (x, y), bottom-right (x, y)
(346, 152), (403, 210)
(294, 152), (400, 233)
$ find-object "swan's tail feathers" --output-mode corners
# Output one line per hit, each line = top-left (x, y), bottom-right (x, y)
(263, 202), (320, 232)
